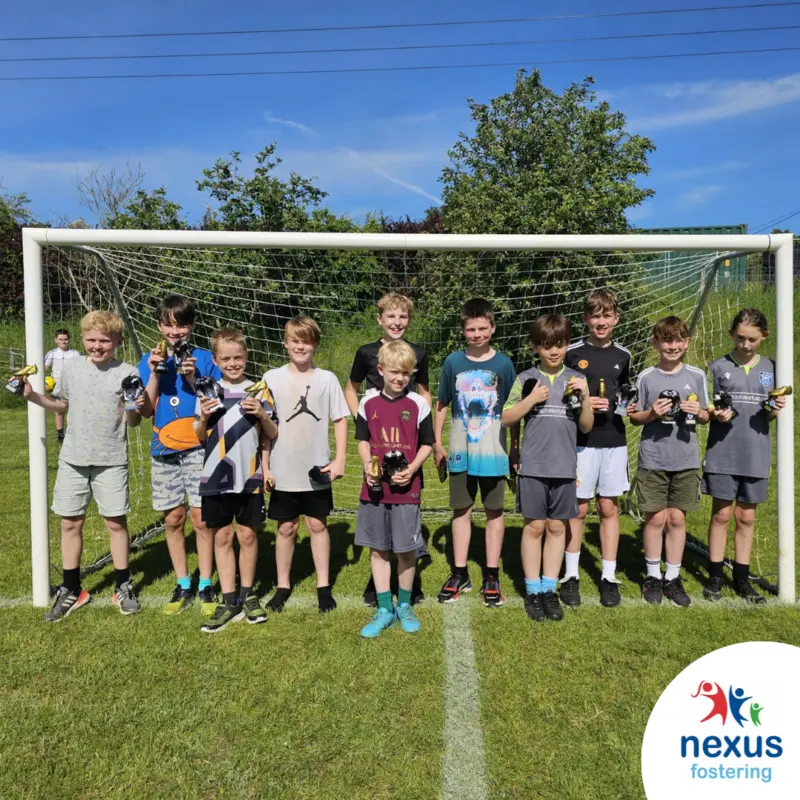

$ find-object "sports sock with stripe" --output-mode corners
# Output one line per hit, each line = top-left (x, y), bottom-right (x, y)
(645, 558), (662, 579)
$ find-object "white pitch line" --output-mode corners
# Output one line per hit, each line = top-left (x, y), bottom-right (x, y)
(442, 600), (487, 800)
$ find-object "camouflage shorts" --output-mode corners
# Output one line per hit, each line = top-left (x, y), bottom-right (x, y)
(151, 449), (204, 511)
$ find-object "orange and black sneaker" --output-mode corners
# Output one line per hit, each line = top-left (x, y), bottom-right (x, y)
(480, 576), (505, 608)
(437, 572), (472, 604)
(44, 586), (91, 622)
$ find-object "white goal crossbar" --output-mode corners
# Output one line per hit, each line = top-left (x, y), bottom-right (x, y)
(21, 229), (796, 606)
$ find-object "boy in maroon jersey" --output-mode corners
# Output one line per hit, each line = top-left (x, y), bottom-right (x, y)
(354, 340), (435, 638)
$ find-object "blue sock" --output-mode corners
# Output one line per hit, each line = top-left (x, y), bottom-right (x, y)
(525, 577), (541, 595)
(177, 575), (191, 591)
(198, 577), (212, 592)
(541, 576), (558, 593)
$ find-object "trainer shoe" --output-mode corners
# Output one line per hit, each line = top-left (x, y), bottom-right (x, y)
(396, 603), (421, 633)
(360, 607), (397, 639)
(266, 587), (292, 613)
(542, 590), (564, 621)
(480, 576), (505, 607)
(733, 578), (766, 605)
(642, 576), (663, 605)
(437, 573), (472, 603)
(524, 593), (546, 623)
(113, 581), (141, 615)
(703, 576), (724, 602)
(559, 576), (581, 608)
(663, 577), (691, 608)
(599, 579), (621, 608)
(163, 585), (194, 615)
(198, 586), (217, 617)
(242, 592), (268, 624)
(44, 586), (90, 622)
(201, 603), (244, 633)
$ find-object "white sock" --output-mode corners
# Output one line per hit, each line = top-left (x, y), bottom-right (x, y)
(645, 558), (662, 579)
(601, 559), (617, 582)
(664, 562), (681, 581)
(564, 550), (581, 579)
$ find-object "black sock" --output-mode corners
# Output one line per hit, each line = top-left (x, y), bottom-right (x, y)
(709, 560), (725, 579)
(267, 587), (292, 611)
(412, 571), (422, 592)
(114, 568), (130, 589)
(483, 566), (499, 581)
(733, 562), (750, 583)
(454, 565), (469, 579)
(317, 585), (336, 612)
(63, 567), (81, 592)
(223, 591), (240, 608)
(239, 585), (252, 601)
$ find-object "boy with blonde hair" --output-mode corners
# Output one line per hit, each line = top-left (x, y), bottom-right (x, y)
(194, 328), (278, 632)
(23, 311), (143, 621)
(355, 340), (434, 637)
(263, 316), (350, 613)
(346, 292), (431, 606)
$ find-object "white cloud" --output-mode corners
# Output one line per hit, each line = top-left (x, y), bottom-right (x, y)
(678, 185), (724, 208)
(631, 73), (800, 131)
(660, 160), (748, 182)
(263, 113), (320, 137)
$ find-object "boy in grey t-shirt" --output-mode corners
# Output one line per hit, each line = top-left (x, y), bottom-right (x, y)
(502, 315), (592, 624)
(22, 311), (143, 622)
(630, 316), (709, 609)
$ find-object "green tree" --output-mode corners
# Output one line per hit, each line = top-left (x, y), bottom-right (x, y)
(0, 189), (37, 317)
(108, 188), (188, 230)
(430, 70), (656, 363)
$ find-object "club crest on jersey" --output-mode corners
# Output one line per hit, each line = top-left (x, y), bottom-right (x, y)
(578, 359), (589, 369)
(401, 409), (411, 421)
(759, 372), (773, 387)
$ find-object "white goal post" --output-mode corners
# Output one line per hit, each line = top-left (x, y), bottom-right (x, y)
(21, 229), (796, 606)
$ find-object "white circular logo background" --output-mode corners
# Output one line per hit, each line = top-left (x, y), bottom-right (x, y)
(642, 641), (800, 799)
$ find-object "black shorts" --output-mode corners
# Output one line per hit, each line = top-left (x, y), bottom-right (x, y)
(201, 493), (266, 529)
(267, 488), (334, 522)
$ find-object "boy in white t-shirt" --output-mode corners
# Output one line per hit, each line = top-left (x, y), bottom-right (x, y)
(263, 316), (350, 614)
(45, 328), (80, 443)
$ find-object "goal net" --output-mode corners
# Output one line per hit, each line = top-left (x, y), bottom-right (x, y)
(21, 231), (793, 604)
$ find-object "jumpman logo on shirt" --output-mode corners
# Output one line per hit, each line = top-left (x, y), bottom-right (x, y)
(286, 385), (321, 422)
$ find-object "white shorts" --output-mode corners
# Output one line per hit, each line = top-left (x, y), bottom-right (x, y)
(52, 461), (130, 518)
(576, 446), (630, 500)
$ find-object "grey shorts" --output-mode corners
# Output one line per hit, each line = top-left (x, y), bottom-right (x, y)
(52, 461), (130, 518)
(151, 449), (204, 511)
(354, 501), (427, 555)
(517, 476), (578, 521)
(449, 472), (505, 511)
(702, 472), (768, 505)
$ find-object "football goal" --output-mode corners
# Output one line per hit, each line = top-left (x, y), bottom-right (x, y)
(20, 229), (795, 606)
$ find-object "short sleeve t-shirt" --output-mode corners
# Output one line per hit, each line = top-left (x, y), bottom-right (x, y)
(437, 350), (516, 477)
(138, 347), (221, 458)
(264, 365), (350, 492)
(55, 356), (139, 467)
(704, 354), (775, 479)
(45, 347), (81, 382)
(505, 365), (584, 479)
(636, 364), (709, 471)
(354, 390), (434, 504)
(565, 340), (631, 448)
(197, 379), (275, 496)
(349, 340), (430, 395)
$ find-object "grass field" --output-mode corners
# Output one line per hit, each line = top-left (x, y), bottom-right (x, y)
(1, 280), (798, 799)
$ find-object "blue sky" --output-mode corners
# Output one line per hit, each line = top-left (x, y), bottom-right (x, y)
(1, 0), (799, 232)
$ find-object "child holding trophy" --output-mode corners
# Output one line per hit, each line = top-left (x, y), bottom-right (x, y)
(501, 315), (592, 624)
(193, 329), (278, 633)
(22, 311), (142, 621)
(353, 341), (434, 638)
(629, 316), (709, 608)
(703, 308), (790, 604)
(137, 295), (222, 616)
